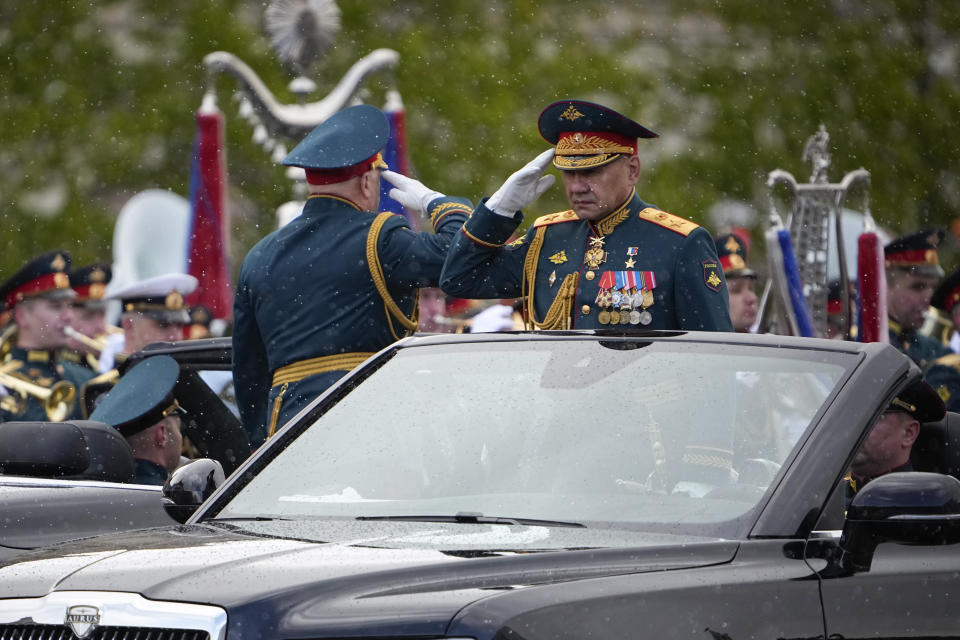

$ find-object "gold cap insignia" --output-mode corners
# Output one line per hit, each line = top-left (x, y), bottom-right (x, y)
(88, 283), (106, 300)
(53, 273), (69, 289)
(728, 255), (746, 270)
(925, 249), (939, 264)
(90, 268), (106, 282)
(165, 290), (184, 310)
(724, 236), (740, 253)
(560, 105), (585, 121)
(51, 254), (66, 272)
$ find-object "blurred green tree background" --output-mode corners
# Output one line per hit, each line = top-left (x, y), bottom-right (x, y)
(1, 0), (958, 280)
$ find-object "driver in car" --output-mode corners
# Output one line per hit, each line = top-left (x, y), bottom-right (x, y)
(846, 378), (945, 503)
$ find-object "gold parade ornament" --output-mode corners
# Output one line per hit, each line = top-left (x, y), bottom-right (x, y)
(51, 254), (66, 271)
(53, 273), (69, 289)
(725, 236), (740, 253)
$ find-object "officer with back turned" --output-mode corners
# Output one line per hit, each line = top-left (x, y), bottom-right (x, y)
(0, 251), (94, 422)
(233, 104), (473, 448)
(437, 99), (732, 331)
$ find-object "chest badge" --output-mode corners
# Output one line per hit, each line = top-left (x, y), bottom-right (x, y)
(548, 250), (567, 264)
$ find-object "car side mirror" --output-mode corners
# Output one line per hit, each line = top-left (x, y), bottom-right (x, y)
(837, 471), (960, 573)
(161, 458), (225, 523)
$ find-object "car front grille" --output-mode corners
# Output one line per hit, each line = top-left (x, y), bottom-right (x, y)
(0, 592), (226, 640)
(0, 625), (209, 640)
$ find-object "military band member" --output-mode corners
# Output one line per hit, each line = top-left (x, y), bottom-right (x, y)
(62, 262), (115, 371)
(89, 355), (185, 485)
(714, 232), (758, 333)
(884, 228), (950, 369)
(0, 251), (94, 422)
(928, 266), (960, 352)
(102, 272), (198, 366)
(80, 273), (197, 417)
(233, 104), (472, 448)
(439, 99), (732, 331)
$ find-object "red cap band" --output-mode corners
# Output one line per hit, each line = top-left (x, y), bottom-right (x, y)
(305, 153), (384, 185)
(5, 273), (70, 309)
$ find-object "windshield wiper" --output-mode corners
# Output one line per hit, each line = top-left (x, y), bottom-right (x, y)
(356, 511), (585, 528)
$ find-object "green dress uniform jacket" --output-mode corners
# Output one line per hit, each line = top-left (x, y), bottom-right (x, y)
(233, 194), (472, 448)
(888, 319), (951, 371)
(133, 458), (169, 486)
(440, 191), (733, 332)
(0, 346), (95, 422)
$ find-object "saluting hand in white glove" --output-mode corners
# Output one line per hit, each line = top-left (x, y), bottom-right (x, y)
(486, 148), (556, 218)
(381, 170), (446, 215)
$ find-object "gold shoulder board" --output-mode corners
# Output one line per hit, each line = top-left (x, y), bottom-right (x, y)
(637, 207), (699, 237)
(533, 210), (579, 228)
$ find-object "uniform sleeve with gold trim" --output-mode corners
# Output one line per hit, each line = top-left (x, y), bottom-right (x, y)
(376, 196), (473, 289)
(441, 199), (534, 299)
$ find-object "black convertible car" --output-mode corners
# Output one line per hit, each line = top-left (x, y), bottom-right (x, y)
(1, 330), (960, 640)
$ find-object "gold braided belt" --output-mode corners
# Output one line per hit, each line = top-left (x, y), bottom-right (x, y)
(271, 352), (375, 387)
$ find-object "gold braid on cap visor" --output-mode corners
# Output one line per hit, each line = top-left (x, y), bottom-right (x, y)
(553, 133), (634, 170)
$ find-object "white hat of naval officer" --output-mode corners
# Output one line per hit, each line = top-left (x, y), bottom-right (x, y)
(106, 273), (198, 325)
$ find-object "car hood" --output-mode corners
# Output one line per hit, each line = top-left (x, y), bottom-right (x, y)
(0, 521), (738, 638)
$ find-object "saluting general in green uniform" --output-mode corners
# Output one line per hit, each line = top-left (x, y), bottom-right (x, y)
(0, 251), (94, 422)
(233, 105), (472, 448)
(438, 100), (732, 332)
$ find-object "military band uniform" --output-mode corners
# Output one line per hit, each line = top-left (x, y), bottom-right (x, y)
(232, 105), (472, 448)
(441, 191), (732, 331)
(0, 251), (94, 422)
(0, 346), (93, 422)
(888, 319), (950, 371)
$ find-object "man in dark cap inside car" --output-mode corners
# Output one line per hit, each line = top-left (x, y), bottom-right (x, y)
(89, 355), (184, 485)
(233, 104), (473, 448)
(438, 99), (732, 331)
(0, 250), (94, 422)
(846, 378), (945, 504)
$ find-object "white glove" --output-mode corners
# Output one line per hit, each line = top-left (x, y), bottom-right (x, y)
(381, 170), (445, 215)
(469, 304), (516, 333)
(486, 148), (556, 217)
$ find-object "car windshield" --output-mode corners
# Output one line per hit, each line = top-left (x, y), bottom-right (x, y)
(219, 338), (850, 531)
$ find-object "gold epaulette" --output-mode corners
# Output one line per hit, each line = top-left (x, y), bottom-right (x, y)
(533, 210), (579, 228)
(934, 353), (960, 370)
(637, 207), (699, 237)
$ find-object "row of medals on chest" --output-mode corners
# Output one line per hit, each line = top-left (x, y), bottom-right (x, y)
(554, 236), (655, 326)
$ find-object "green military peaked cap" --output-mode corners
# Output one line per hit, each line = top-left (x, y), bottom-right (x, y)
(90, 355), (181, 436)
(282, 104), (390, 171)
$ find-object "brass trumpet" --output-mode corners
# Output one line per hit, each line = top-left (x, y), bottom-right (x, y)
(64, 326), (126, 363)
(0, 362), (77, 422)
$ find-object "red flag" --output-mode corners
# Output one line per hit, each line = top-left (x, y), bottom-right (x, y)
(186, 93), (233, 320)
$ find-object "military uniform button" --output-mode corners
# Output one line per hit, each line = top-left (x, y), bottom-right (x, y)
(585, 270), (595, 280)
(581, 305), (591, 315)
